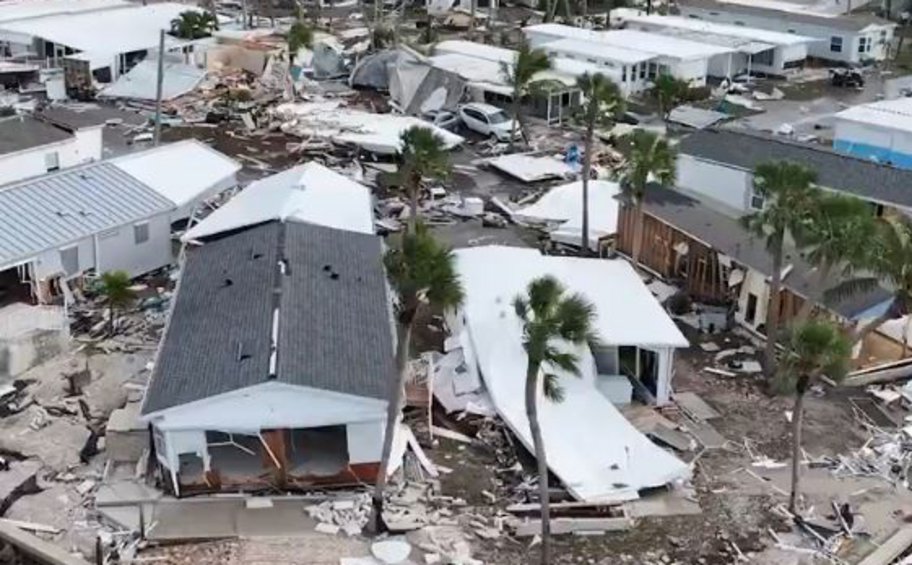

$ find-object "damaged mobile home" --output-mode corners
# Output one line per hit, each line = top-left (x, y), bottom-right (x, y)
(140, 220), (396, 495)
(443, 246), (690, 503)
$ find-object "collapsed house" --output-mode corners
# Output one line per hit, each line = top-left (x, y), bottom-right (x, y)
(443, 246), (690, 503)
(140, 219), (396, 496)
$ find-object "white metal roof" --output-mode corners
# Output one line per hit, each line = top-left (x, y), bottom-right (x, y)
(0, 162), (173, 269)
(835, 98), (912, 132)
(99, 58), (206, 101)
(433, 39), (515, 64)
(487, 153), (575, 182)
(515, 180), (621, 250)
(542, 37), (654, 65)
(0, 3), (195, 57)
(429, 53), (513, 94)
(182, 162), (375, 241)
(599, 29), (734, 60)
(0, 0), (129, 24)
(111, 140), (241, 209)
(624, 14), (816, 46)
(453, 245), (689, 502)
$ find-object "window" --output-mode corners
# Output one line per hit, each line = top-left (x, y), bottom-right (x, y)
(639, 63), (646, 79)
(45, 151), (59, 172)
(60, 246), (79, 276)
(745, 293), (758, 324)
(830, 36), (843, 53)
(133, 222), (150, 245)
(859, 36), (869, 53)
(621, 65), (627, 82)
(749, 179), (765, 210)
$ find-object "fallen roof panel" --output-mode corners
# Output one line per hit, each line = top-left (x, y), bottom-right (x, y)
(99, 58), (206, 102)
(487, 153), (575, 183)
(515, 180), (621, 250)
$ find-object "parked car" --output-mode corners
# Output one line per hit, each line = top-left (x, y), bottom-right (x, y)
(421, 109), (459, 131)
(830, 68), (864, 88)
(457, 102), (518, 142)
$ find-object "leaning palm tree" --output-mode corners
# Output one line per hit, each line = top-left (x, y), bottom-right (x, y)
(514, 276), (599, 565)
(97, 270), (136, 335)
(371, 225), (463, 534)
(847, 215), (912, 345)
(576, 72), (623, 254)
(618, 130), (676, 267)
(780, 320), (850, 514)
(797, 193), (876, 321)
(741, 162), (820, 377)
(501, 40), (551, 149)
(397, 126), (451, 233)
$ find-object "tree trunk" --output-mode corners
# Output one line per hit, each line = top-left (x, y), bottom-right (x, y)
(631, 200), (645, 267)
(371, 317), (413, 534)
(469, 0), (477, 40)
(561, 0), (572, 21)
(581, 0), (587, 19)
(525, 360), (550, 565)
(852, 299), (899, 345)
(764, 237), (784, 378)
(509, 88), (521, 151)
(107, 306), (116, 337)
(795, 262), (832, 322)
(580, 117), (594, 255)
(789, 375), (809, 515)
(645, 0), (652, 14)
(546, 0), (560, 23)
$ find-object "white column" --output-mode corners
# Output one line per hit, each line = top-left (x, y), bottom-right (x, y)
(654, 347), (674, 405)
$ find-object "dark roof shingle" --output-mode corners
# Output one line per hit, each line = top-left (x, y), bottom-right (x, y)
(640, 185), (892, 319)
(142, 221), (395, 415)
(679, 128), (912, 208)
(0, 115), (71, 155)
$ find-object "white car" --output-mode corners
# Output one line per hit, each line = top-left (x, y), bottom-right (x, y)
(457, 103), (518, 142)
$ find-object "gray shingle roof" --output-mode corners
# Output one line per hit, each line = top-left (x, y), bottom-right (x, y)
(142, 221), (395, 415)
(640, 185), (892, 319)
(679, 128), (912, 208)
(0, 162), (173, 268)
(679, 0), (893, 31)
(0, 115), (71, 154)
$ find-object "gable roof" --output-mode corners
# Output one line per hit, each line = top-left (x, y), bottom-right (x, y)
(679, 0), (894, 31)
(0, 162), (172, 269)
(0, 114), (71, 154)
(639, 185), (891, 319)
(141, 221), (395, 415)
(678, 128), (912, 208)
(182, 162), (375, 241)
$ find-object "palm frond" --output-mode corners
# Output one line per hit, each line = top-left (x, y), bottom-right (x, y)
(527, 275), (563, 319)
(822, 277), (881, 306)
(543, 348), (580, 377)
(555, 293), (598, 343)
(783, 319), (851, 384)
(542, 373), (565, 402)
(384, 224), (464, 313)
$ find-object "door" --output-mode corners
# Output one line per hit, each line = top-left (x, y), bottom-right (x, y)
(745, 293), (758, 325)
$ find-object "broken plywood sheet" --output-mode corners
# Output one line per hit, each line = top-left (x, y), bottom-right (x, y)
(684, 419), (727, 449)
(675, 391), (721, 421)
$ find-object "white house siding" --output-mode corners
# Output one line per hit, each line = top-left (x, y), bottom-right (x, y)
(834, 118), (912, 169)
(669, 57), (710, 86)
(32, 236), (95, 280)
(346, 421), (384, 464)
(0, 134), (103, 187)
(542, 45), (650, 94)
(95, 212), (172, 277)
(676, 154), (752, 211)
(678, 7), (893, 64)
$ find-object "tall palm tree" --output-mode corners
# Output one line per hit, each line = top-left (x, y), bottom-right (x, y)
(576, 72), (623, 254)
(741, 162), (820, 378)
(780, 319), (850, 514)
(651, 73), (689, 121)
(848, 215), (912, 345)
(501, 40), (551, 150)
(371, 225), (463, 533)
(513, 276), (599, 565)
(618, 130), (675, 267)
(97, 271), (136, 335)
(797, 193), (876, 321)
(397, 126), (451, 233)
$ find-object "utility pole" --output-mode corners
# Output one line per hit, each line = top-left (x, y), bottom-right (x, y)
(153, 29), (165, 147)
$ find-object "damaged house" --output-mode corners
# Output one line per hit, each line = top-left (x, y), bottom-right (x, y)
(442, 246), (690, 503)
(140, 220), (396, 496)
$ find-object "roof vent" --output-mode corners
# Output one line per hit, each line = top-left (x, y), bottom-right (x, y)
(330, 272), (339, 280)
(222, 278), (234, 287)
(236, 341), (251, 361)
(251, 249), (263, 260)
(322, 264), (331, 272)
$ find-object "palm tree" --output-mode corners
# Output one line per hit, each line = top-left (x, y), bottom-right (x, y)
(513, 276), (599, 565)
(741, 162), (820, 377)
(797, 193), (876, 321)
(397, 126), (451, 233)
(848, 216), (912, 345)
(169, 10), (219, 39)
(501, 40), (551, 150)
(780, 319), (850, 514)
(651, 73), (689, 121)
(618, 130), (675, 267)
(370, 225), (464, 534)
(287, 20), (313, 66)
(576, 72), (623, 254)
(97, 271), (136, 335)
